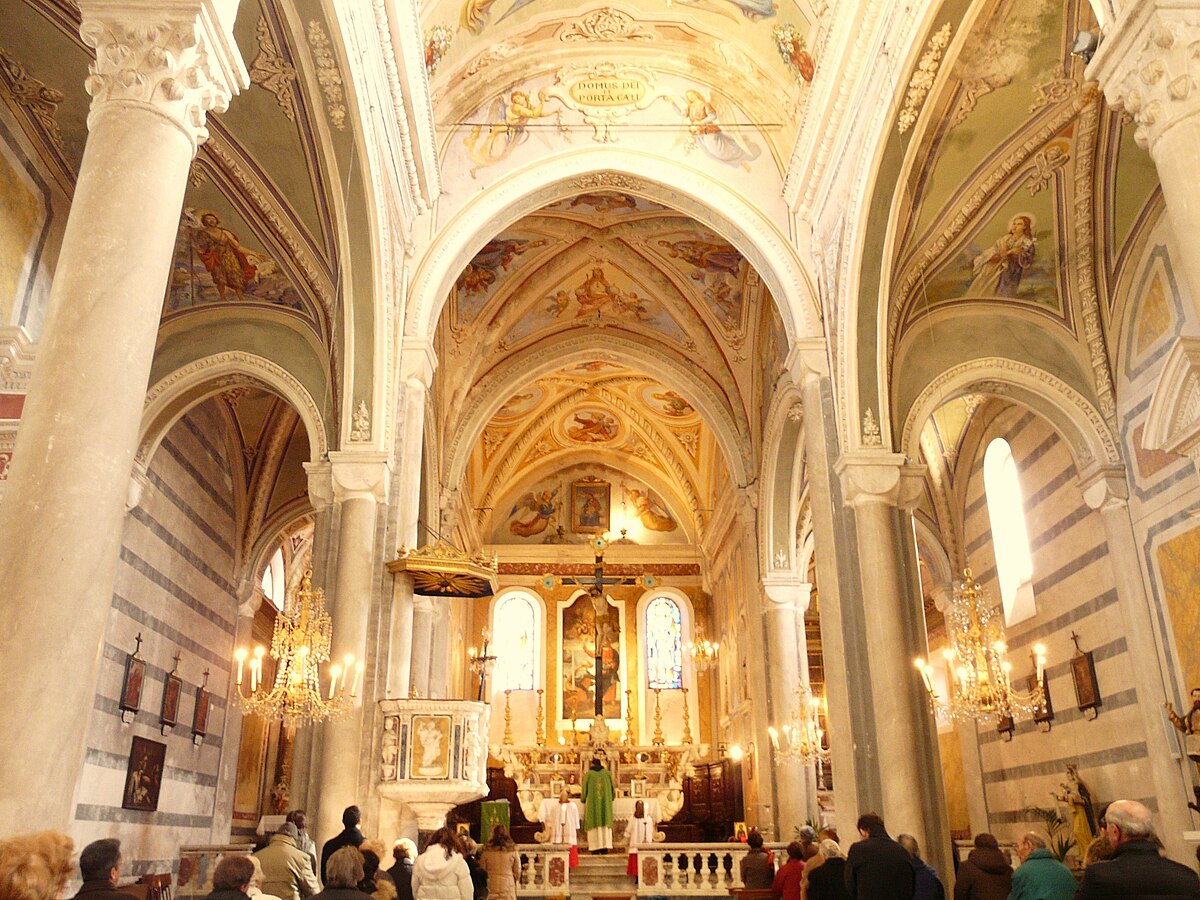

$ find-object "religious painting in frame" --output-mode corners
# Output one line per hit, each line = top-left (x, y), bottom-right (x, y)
(122, 736), (166, 812)
(548, 775), (566, 799)
(192, 687), (210, 739)
(630, 778), (647, 799)
(1072, 649), (1102, 717)
(1028, 672), (1054, 728)
(557, 592), (627, 727)
(120, 652), (145, 723)
(160, 671), (183, 730)
(571, 479), (610, 534)
(409, 714), (453, 779)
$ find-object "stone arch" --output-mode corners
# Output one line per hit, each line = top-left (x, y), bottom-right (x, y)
(137, 351), (329, 470)
(405, 151), (820, 348)
(444, 331), (751, 492)
(758, 380), (806, 574)
(901, 357), (1121, 473)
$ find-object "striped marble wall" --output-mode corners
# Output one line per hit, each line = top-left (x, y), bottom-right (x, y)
(70, 400), (239, 877)
(960, 404), (1155, 842)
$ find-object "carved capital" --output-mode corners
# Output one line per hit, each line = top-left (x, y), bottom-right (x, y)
(1144, 336), (1200, 477)
(762, 574), (814, 613)
(1087, 0), (1200, 151)
(327, 450), (391, 502)
(785, 337), (830, 385)
(836, 452), (926, 510)
(78, 0), (248, 153)
(1077, 462), (1131, 512)
(304, 460), (334, 511)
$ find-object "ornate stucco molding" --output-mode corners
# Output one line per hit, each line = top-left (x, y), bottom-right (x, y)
(78, 0), (248, 153)
(0, 48), (71, 183)
(1143, 336), (1200, 474)
(1086, 0), (1200, 151)
(305, 19), (346, 131)
(897, 23), (952, 134)
(249, 15), (298, 121)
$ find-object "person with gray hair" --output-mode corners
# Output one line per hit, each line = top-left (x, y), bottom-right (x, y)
(1075, 799), (1200, 898)
(805, 839), (850, 900)
(896, 834), (943, 900)
(1008, 831), (1074, 900)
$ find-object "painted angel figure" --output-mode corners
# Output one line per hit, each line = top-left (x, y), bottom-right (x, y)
(509, 487), (558, 537)
(674, 91), (761, 172)
(464, 89), (562, 177)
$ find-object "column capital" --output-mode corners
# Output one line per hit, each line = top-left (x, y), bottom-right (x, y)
(1087, 0), (1200, 151)
(1077, 462), (1131, 512)
(762, 573), (814, 613)
(785, 337), (830, 385)
(78, 0), (248, 154)
(835, 452), (926, 509)
(327, 450), (391, 502)
(400, 338), (438, 390)
(304, 460), (334, 511)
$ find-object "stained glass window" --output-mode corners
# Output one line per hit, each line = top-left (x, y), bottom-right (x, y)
(493, 593), (538, 691)
(645, 596), (683, 690)
(984, 437), (1036, 625)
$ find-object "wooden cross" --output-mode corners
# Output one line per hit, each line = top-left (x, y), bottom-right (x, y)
(1070, 631), (1083, 654)
(132, 632), (143, 656)
(170, 650), (182, 674)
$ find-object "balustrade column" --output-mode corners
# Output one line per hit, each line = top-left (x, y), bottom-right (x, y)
(837, 452), (951, 878)
(1080, 466), (1193, 857)
(0, 0), (246, 830)
(312, 452), (390, 846)
(1089, 1), (1200, 312)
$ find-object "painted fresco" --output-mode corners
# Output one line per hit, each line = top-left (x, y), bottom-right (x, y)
(507, 486), (560, 537)
(625, 486), (677, 532)
(559, 590), (623, 721)
(562, 407), (620, 444)
(1157, 525), (1200, 697)
(454, 234), (550, 321)
(540, 192), (667, 217)
(641, 386), (696, 418)
(653, 233), (748, 330)
(164, 206), (313, 318)
(922, 192), (1061, 312)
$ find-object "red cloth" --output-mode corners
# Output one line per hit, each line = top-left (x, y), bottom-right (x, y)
(771, 859), (805, 900)
(568, 845), (579, 869)
(626, 853), (638, 877)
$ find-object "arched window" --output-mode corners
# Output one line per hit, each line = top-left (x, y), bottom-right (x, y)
(492, 593), (539, 691)
(260, 547), (285, 611)
(984, 437), (1036, 624)
(645, 596), (683, 690)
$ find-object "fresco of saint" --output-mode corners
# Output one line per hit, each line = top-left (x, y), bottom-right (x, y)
(966, 214), (1037, 298)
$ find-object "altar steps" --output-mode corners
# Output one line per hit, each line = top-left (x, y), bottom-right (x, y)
(562, 853), (635, 899)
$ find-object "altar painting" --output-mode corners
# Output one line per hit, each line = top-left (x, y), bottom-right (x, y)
(558, 592), (627, 726)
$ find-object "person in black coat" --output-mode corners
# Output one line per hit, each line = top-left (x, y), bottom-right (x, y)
(1075, 800), (1200, 899)
(322, 807), (366, 883)
(389, 839), (415, 900)
(206, 856), (256, 900)
(72, 839), (130, 900)
(844, 813), (915, 900)
(807, 840), (851, 900)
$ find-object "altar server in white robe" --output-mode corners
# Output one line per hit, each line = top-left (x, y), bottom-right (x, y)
(625, 800), (656, 878)
(548, 792), (580, 867)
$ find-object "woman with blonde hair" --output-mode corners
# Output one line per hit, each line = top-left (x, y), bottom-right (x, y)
(479, 826), (519, 900)
(311, 847), (368, 900)
(0, 832), (74, 900)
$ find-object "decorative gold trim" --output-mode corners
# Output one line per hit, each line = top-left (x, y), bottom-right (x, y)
(306, 20), (346, 131)
(898, 24), (951, 135)
(388, 540), (499, 598)
(249, 16), (298, 122)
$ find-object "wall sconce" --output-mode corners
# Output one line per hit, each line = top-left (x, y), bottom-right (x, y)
(1030, 662), (1054, 733)
(728, 743), (744, 761)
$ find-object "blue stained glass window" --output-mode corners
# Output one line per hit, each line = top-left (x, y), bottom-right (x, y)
(646, 596), (683, 690)
(493, 594), (538, 690)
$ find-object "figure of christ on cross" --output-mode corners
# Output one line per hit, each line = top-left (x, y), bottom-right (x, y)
(557, 543), (654, 720)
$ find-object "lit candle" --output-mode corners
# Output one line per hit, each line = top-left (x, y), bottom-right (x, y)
(767, 726), (779, 750)
(1033, 643), (1047, 682)
(329, 664), (342, 700)
(234, 647), (247, 686)
(253, 646), (266, 692)
(351, 660), (364, 696)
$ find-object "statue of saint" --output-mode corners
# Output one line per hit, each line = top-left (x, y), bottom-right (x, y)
(1053, 765), (1097, 858)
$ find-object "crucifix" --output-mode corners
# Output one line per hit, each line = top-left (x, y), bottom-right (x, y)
(556, 539), (656, 721)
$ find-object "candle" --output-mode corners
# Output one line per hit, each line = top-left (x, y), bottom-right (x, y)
(767, 726), (779, 750)
(329, 664), (342, 699)
(234, 647), (247, 686)
(253, 646), (266, 692)
(351, 660), (364, 696)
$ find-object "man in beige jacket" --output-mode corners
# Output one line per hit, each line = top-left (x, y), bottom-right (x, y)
(255, 822), (321, 900)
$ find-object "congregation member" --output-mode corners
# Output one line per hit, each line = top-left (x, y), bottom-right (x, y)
(286, 812), (319, 880)
(389, 839), (416, 900)
(359, 849), (395, 900)
(479, 826), (519, 900)
(256, 823), (320, 900)
(581, 758), (615, 855)
(207, 856), (257, 900)
(1006, 832), (1074, 900)
(0, 831), (74, 900)
(897, 834), (944, 900)
(72, 839), (128, 900)
(844, 813), (915, 900)
(797, 827), (819, 863)
(1074, 799), (1200, 898)
(740, 831), (775, 890)
(803, 828), (841, 887)
(804, 839), (850, 900)
(458, 839), (486, 900)
(247, 857), (283, 900)
(411, 828), (472, 900)
(953, 833), (1011, 900)
(313, 848), (368, 900)
(322, 808), (366, 883)
(771, 842), (807, 900)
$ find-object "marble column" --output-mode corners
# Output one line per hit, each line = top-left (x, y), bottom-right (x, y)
(791, 340), (874, 832)
(410, 595), (436, 698)
(837, 451), (951, 879)
(429, 603), (453, 699)
(1088, 0), (1200, 311)
(762, 573), (816, 833)
(1080, 466), (1194, 857)
(313, 452), (390, 846)
(0, 0), (246, 830)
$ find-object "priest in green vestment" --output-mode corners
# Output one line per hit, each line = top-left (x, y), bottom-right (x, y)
(582, 757), (615, 853)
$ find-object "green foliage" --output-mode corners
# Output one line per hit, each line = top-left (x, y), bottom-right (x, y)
(1025, 806), (1076, 862)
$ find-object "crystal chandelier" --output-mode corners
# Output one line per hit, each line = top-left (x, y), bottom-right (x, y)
(685, 628), (720, 672)
(768, 683), (827, 763)
(915, 568), (1047, 723)
(232, 570), (359, 732)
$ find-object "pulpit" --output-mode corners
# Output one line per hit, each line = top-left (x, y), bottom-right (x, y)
(377, 698), (491, 830)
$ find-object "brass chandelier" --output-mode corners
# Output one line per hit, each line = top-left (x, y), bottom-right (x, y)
(768, 682), (827, 763)
(685, 627), (720, 673)
(232, 570), (359, 731)
(915, 568), (1047, 723)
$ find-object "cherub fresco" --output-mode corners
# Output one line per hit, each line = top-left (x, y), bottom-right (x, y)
(674, 90), (760, 171)
(650, 390), (695, 417)
(508, 486), (559, 537)
(626, 488), (677, 532)
(657, 239), (744, 278)
(456, 237), (547, 296)
(566, 410), (619, 443)
(569, 193), (638, 212)
(464, 89), (564, 177)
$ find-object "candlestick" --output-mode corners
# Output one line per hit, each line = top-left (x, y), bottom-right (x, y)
(503, 689), (514, 745)
(329, 664), (342, 700)
(652, 688), (664, 746)
(535, 688), (545, 745)
(681, 686), (692, 744)
(571, 711), (579, 747)
(624, 689), (635, 746)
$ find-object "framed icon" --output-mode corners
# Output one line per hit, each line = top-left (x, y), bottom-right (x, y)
(122, 736), (166, 811)
(571, 479), (610, 534)
(161, 671), (183, 733)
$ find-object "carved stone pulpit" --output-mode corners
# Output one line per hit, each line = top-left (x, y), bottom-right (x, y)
(377, 698), (491, 830)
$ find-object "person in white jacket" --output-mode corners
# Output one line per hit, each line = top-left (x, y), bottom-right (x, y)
(411, 828), (473, 900)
